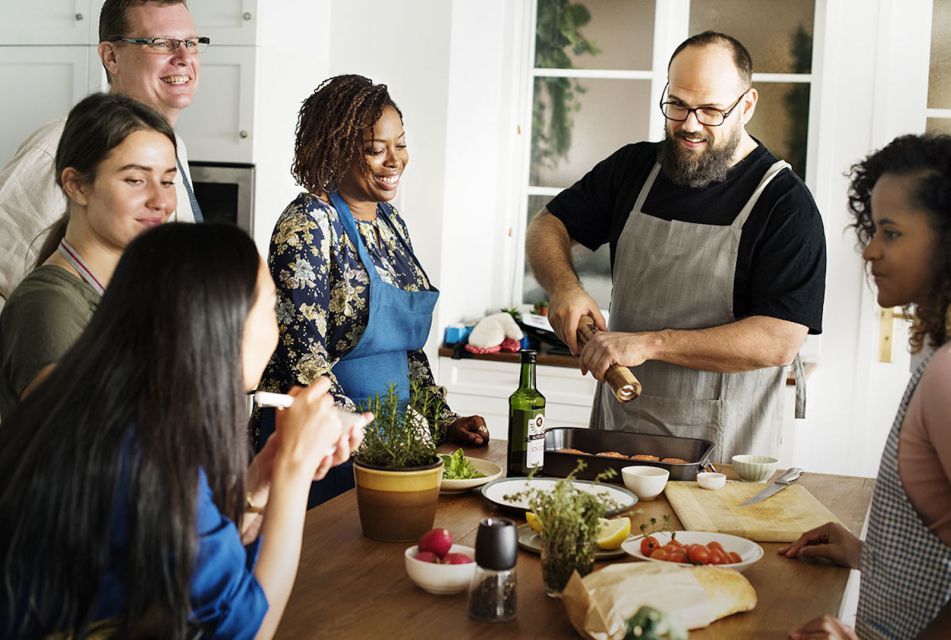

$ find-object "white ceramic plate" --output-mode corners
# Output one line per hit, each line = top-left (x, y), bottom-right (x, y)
(516, 523), (627, 559)
(439, 457), (503, 493)
(621, 530), (764, 573)
(480, 477), (637, 516)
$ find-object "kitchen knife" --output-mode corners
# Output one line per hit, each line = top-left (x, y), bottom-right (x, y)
(740, 467), (803, 506)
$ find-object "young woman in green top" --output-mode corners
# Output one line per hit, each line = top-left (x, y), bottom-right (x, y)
(0, 92), (177, 417)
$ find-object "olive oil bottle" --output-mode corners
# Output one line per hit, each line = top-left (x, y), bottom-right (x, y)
(507, 350), (546, 477)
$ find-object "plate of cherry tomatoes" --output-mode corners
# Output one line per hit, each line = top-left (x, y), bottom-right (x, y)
(621, 531), (763, 573)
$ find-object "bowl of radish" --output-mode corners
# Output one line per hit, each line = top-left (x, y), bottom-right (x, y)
(404, 528), (475, 594)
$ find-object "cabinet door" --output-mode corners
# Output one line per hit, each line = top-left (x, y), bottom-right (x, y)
(188, 0), (258, 46)
(0, 0), (97, 45)
(174, 46), (255, 163)
(0, 47), (91, 164)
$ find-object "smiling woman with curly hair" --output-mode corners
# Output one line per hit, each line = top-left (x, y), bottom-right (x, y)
(782, 134), (951, 640)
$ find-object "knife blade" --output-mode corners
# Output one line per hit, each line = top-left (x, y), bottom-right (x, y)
(740, 467), (803, 506)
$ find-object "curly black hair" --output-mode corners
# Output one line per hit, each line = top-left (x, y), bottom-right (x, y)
(847, 133), (951, 351)
(292, 74), (402, 197)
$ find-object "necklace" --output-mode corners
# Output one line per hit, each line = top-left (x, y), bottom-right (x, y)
(56, 238), (105, 295)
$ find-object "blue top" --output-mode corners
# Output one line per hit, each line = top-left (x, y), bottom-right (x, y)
(94, 468), (268, 638)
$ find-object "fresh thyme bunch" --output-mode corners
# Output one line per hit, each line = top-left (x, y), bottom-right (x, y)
(355, 380), (440, 469)
(507, 461), (617, 594)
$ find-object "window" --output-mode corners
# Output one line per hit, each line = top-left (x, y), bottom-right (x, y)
(927, 0), (951, 134)
(518, 0), (817, 310)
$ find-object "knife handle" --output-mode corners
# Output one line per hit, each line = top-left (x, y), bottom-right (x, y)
(778, 467), (803, 484)
(577, 315), (642, 403)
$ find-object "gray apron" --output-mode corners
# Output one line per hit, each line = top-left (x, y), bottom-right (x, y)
(590, 160), (804, 461)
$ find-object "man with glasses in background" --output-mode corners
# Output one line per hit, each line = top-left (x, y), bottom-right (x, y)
(526, 31), (826, 460)
(0, 0), (207, 312)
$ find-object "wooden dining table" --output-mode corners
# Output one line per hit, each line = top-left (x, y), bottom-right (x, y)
(276, 441), (875, 639)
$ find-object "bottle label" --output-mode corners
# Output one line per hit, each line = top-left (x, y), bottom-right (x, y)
(527, 412), (545, 468)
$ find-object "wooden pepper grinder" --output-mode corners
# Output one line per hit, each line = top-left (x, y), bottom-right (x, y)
(576, 315), (642, 403)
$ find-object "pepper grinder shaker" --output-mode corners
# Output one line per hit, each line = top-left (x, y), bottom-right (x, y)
(467, 517), (518, 621)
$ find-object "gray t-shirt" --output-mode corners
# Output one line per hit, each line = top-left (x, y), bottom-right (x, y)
(0, 265), (99, 419)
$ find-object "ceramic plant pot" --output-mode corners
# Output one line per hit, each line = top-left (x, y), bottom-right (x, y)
(353, 458), (444, 542)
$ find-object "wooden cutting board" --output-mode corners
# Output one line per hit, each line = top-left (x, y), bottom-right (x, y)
(664, 480), (843, 542)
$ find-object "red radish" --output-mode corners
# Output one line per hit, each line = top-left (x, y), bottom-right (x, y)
(414, 550), (441, 564)
(442, 552), (473, 565)
(418, 528), (453, 559)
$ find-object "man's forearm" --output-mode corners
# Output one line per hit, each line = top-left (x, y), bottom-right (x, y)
(647, 316), (808, 372)
(525, 209), (581, 295)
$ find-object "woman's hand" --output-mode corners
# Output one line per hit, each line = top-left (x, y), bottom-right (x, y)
(778, 522), (862, 569)
(789, 614), (859, 639)
(446, 415), (489, 446)
(273, 378), (345, 479)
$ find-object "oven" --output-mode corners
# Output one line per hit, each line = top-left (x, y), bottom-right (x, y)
(188, 162), (255, 235)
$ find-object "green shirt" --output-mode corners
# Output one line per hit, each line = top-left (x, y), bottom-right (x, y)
(0, 265), (99, 419)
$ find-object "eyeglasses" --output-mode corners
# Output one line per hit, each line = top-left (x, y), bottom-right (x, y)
(109, 36), (211, 54)
(659, 82), (749, 127)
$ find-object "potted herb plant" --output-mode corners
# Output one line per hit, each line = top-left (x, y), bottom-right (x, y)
(352, 382), (444, 542)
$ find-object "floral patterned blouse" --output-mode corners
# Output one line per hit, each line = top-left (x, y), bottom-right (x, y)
(252, 192), (457, 444)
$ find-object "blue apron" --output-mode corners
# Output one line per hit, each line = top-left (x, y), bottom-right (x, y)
(304, 192), (439, 507)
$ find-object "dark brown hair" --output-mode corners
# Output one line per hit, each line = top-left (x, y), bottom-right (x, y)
(847, 134), (951, 351)
(33, 92), (177, 267)
(668, 31), (753, 88)
(292, 74), (403, 196)
(99, 0), (187, 41)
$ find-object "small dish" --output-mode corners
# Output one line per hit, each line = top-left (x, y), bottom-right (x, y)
(620, 465), (670, 501)
(439, 457), (503, 494)
(621, 531), (764, 573)
(515, 523), (627, 559)
(404, 544), (476, 594)
(731, 455), (778, 482)
(696, 472), (726, 490)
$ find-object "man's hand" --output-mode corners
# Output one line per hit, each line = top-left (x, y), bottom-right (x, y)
(549, 286), (606, 355)
(789, 614), (859, 640)
(446, 415), (490, 446)
(578, 330), (655, 379)
(778, 522), (862, 569)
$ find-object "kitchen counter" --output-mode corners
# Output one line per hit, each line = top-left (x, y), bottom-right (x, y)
(276, 442), (873, 638)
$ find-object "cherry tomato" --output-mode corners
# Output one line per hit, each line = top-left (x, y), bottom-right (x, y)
(662, 542), (680, 553)
(688, 544), (711, 565)
(665, 538), (683, 548)
(666, 549), (687, 564)
(640, 536), (660, 557)
(727, 551), (742, 564)
(707, 541), (724, 553)
(708, 549), (727, 565)
(650, 548), (668, 561)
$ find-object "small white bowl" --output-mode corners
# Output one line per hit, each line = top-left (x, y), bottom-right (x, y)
(621, 465), (670, 501)
(696, 472), (726, 490)
(731, 455), (778, 482)
(404, 544), (476, 595)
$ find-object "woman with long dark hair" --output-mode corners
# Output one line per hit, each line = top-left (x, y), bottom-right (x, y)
(0, 92), (177, 418)
(783, 134), (951, 639)
(0, 223), (365, 638)
(251, 75), (488, 506)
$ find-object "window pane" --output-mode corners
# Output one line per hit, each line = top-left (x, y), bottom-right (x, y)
(929, 0), (951, 108)
(531, 78), (651, 188)
(688, 0), (815, 74)
(746, 82), (810, 180)
(926, 118), (951, 135)
(523, 196), (613, 309)
(535, 0), (654, 71)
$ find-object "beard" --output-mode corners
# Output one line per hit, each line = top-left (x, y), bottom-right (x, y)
(658, 123), (742, 189)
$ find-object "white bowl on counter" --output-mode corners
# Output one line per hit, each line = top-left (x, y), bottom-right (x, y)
(404, 544), (476, 595)
(621, 465), (670, 501)
(696, 471), (727, 490)
(731, 455), (778, 482)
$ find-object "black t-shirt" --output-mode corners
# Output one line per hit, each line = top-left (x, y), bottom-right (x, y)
(546, 141), (826, 334)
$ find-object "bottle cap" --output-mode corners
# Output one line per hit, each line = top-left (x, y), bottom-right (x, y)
(474, 517), (518, 570)
(519, 349), (537, 364)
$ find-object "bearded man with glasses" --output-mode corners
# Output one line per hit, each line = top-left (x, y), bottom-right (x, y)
(526, 31), (826, 461)
(0, 0), (208, 315)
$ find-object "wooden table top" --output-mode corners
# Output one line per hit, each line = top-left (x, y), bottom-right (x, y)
(276, 442), (874, 639)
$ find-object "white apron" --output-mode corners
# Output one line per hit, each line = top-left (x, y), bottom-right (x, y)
(590, 160), (803, 461)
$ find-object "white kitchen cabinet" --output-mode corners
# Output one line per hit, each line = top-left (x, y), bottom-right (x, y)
(188, 0), (259, 46)
(0, 1), (100, 45)
(438, 357), (597, 440)
(0, 46), (104, 163)
(174, 46), (256, 163)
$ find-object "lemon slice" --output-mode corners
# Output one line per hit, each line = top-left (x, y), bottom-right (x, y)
(596, 517), (631, 549)
(526, 511), (544, 534)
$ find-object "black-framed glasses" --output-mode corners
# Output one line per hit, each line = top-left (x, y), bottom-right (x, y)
(109, 36), (210, 54)
(659, 82), (749, 127)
